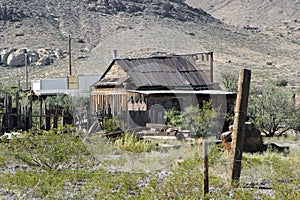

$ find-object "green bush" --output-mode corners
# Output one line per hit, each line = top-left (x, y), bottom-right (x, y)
(0, 125), (300, 199)
(8, 126), (90, 170)
(273, 79), (288, 87)
(165, 101), (217, 138)
(164, 108), (182, 127)
(103, 117), (122, 133)
(114, 133), (158, 153)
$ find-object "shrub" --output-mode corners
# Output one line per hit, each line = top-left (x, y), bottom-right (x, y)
(273, 79), (288, 87)
(103, 117), (122, 133)
(164, 108), (182, 127)
(114, 133), (158, 153)
(165, 101), (217, 138)
(221, 72), (238, 92)
(8, 126), (90, 170)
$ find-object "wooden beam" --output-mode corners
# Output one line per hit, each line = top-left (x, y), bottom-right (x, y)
(210, 52), (213, 82)
(229, 69), (251, 186)
(203, 140), (209, 195)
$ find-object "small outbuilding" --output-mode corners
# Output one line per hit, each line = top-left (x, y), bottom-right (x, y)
(91, 52), (235, 132)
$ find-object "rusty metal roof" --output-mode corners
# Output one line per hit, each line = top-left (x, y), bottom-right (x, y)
(128, 90), (235, 95)
(96, 55), (212, 88)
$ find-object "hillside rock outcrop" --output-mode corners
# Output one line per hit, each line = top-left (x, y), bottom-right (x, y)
(87, 0), (213, 22)
(0, 48), (17, 65)
(0, 48), (66, 67)
(7, 48), (27, 66)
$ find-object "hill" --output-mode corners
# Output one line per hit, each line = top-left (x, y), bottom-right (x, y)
(186, 0), (300, 41)
(0, 0), (299, 87)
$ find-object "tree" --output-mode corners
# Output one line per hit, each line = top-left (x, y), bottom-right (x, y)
(286, 104), (300, 134)
(165, 100), (218, 138)
(248, 84), (299, 137)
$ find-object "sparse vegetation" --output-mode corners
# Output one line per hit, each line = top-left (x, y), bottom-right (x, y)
(114, 133), (158, 153)
(165, 101), (218, 138)
(1, 128), (299, 199)
(1, 0), (300, 198)
(102, 117), (122, 134)
(6, 126), (90, 170)
(221, 72), (238, 92)
(273, 79), (288, 87)
(248, 83), (300, 137)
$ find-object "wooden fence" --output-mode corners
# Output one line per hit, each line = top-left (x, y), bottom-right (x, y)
(0, 93), (73, 134)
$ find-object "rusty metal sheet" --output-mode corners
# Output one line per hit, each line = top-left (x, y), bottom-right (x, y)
(115, 56), (212, 88)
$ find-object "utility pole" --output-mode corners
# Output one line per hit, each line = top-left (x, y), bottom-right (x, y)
(69, 35), (72, 76)
(229, 69), (251, 187)
(25, 53), (28, 90)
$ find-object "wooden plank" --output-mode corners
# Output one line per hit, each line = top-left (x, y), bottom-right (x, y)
(39, 98), (43, 129)
(210, 52), (214, 82)
(229, 69), (251, 186)
(28, 94), (33, 129)
(203, 140), (209, 195)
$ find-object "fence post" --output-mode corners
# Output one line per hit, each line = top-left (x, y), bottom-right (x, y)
(53, 106), (58, 129)
(15, 92), (19, 129)
(39, 98), (43, 129)
(203, 140), (209, 195)
(3, 93), (9, 132)
(45, 104), (50, 130)
(229, 69), (251, 186)
(28, 94), (33, 130)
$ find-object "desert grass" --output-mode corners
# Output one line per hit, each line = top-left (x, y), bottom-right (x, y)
(0, 127), (299, 199)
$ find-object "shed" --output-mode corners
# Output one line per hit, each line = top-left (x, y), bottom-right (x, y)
(91, 53), (235, 131)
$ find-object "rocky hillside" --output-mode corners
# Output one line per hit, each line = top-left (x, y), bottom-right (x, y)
(0, 0), (299, 87)
(186, 0), (300, 41)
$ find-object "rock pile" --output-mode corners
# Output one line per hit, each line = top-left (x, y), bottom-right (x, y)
(0, 48), (66, 67)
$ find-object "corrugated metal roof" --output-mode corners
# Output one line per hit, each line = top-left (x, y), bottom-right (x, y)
(128, 90), (235, 95)
(110, 56), (212, 88)
(94, 56), (212, 88)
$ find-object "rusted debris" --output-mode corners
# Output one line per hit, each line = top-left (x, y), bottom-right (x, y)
(265, 142), (290, 155)
(221, 122), (290, 154)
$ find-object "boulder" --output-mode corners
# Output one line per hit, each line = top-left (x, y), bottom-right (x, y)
(54, 49), (64, 59)
(37, 48), (55, 57)
(0, 48), (17, 65)
(88, 3), (97, 11)
(27, 50), (40, 63)
(1, 47), (63, 66)
(36, 56), (53, 66)
(7, 48), (26, 66)
(36, 48), (57, 66)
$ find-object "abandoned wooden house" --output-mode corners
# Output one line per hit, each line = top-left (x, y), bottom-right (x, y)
(91, 52), (236, 131)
